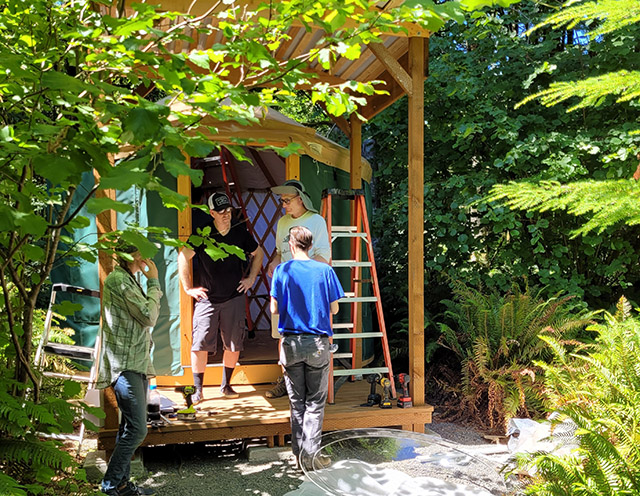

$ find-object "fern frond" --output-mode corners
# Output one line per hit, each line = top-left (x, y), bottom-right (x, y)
(615, 296), (632, 322)
(0, 437), (72, 471)
(527, 0), (640, 38)
(488, 179), (640, 236)
(0, 472), (26, 496)
(518, 70), (640, 112)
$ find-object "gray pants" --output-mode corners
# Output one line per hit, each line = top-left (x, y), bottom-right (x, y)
(280, 334), (330, 457)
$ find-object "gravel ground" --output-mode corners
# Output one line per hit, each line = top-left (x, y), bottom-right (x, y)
(90, 421), (514, 496)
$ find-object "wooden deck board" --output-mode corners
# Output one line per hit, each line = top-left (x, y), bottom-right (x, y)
(97, 380), (433, 452)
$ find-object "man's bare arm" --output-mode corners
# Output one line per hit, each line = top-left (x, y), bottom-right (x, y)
(178, 246), (208, 301)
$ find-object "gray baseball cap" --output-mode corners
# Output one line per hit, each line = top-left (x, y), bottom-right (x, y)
(271, 180), (317, 213)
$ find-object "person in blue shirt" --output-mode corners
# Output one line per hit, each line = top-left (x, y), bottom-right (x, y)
(270, 226), (344, 463)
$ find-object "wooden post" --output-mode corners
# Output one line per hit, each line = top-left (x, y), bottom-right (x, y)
(407, 37), (425, 406)
(350, 117), (362, 190)
(286, 154), (300, 180)
(349, 117), (364, 368)
(177, 172), (193, 368)
(94, 169), (119, 436)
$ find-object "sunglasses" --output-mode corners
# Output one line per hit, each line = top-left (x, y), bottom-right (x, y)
(280, 196), (299, 205)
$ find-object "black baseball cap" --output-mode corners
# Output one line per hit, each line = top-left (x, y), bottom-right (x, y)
(208, 192), (232, 212)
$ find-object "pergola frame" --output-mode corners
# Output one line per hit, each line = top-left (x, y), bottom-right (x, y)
(98, 0), (428, 406)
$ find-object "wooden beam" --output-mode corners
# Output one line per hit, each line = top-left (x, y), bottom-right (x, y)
(407, 37), (425, 406)
(94, 167), (118, 438)
(350, 117), (363, 190)
(368, 42), (412, 96)
(177, 171), (193, 368)
(286, 154), (300, 180)
(360, 67), (406, 121)
(123, 1), (431, 38)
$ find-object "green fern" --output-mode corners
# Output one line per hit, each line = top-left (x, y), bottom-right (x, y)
(528, 0), (640, 39)
(437, 281), (594, 431)
(488, 179), (640, 236)
(523, 304), (640, 494)
(490, 0), (640, 237)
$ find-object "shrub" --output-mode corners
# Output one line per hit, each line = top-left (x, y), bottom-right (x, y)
(522, 298), (640, 495)
(437, 281), (594, 432)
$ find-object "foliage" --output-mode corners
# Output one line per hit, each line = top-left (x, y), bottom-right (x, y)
(366, 2), (640, 359)
(521, 302), (640, 495)
(0, 0), (462, 491)
(437, 281), (593, 432)
(490, 0), (640, 238)
(0, 297), (100, 495)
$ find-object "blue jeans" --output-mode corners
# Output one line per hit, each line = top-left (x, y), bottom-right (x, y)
(280, 334), (330, 458)
(101, 371), (148, 493)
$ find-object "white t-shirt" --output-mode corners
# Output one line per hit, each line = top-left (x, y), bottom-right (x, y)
(275, 210), (330, 262)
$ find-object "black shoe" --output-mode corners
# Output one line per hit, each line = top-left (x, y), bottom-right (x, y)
(118, 481), (157, 496)
(221, 385), (239, 398)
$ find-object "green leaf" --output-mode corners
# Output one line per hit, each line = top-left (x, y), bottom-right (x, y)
(123, 108), (161, 143)
(119, 231), (158, 259)
(86, 197), (134, 215)
(53, 301), (83, 317)
(219, 242), (246, 261)
(188, 51), (211, 69)
(204, 244), (229, 261)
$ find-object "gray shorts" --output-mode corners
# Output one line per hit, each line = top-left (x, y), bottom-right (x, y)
(191, 297), (245, 353)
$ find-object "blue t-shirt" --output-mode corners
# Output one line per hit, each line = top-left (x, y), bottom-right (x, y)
(270, 259), (345, 336)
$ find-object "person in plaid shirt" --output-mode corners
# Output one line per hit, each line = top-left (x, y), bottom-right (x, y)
(97, 240), (162, 496)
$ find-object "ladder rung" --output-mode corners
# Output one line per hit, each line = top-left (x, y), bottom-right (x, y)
(43, 371), (92, 382)
(331, 225), (358, 232)
(331, 232), (368, 240)
(339, 296), (378, 303)
(333, 367), (389, 376)
(332, 323), (354, 330)
(332, 260), (372, 268)
(332, 332), (383, 339)
(44, 343), (95, 361)
(332, 353), (353, 359)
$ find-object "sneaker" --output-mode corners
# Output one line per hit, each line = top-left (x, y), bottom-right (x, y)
(118, 481), (157, 496)
(265, 376), (287, 398)
(315, 454), (332, 469)
(191, 388), (203, 406)
(221, 385), (239, 399)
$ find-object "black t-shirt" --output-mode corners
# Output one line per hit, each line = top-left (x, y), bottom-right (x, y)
(192, 219), (259, 303)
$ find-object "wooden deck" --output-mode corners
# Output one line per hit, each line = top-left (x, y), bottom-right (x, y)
(97, 380), (433, 453)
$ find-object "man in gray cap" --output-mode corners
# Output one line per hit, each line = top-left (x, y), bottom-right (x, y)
(265, 179), (331, 398)
(178, 192), (264, 403)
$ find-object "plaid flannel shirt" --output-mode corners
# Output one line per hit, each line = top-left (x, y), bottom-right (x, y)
(97, 266), (163, 389)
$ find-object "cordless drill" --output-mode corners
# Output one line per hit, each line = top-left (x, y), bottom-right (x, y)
(379, 377), (392, 409)
(360, 373), (382, 407)
(397, 373), (413, 408)
(183, 385), (195, 407)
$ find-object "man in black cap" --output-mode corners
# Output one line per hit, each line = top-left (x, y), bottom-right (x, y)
(178, 192), (264, 402)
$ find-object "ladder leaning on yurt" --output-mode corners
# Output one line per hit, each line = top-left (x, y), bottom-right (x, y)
(321, 188), (396, 404)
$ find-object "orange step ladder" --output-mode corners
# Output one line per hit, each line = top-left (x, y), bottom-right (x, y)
(321, 188), (396, 404)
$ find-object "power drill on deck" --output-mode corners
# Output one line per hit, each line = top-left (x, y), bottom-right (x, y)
(182, 385), (195, 408)
(397, 373), (413, 408)
(360, 373), (382, 407)
(379, 377), (393, 409)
